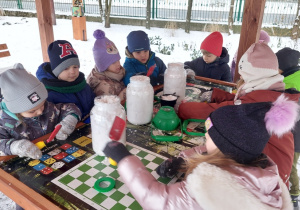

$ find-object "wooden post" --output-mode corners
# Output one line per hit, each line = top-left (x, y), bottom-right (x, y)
(72, 16), (87, 41)
(233, 0), (266, 82)
(35, 0), (54, 62)
(50, 0), (56, 25)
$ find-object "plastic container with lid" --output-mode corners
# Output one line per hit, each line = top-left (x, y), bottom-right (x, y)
(126, 75), (154, 125)
(90, 95), (126, 156)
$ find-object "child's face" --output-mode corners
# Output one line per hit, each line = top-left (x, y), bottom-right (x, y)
(205, 132), (217, 154)
(58, 65), (80, 82)
(201, 50), (217, 64)
(107, 60), (121, 74)
(20, 100), (46, 118)
(132, 50), (150, 64)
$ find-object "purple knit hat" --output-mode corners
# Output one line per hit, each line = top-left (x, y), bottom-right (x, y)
(93, 30), (121, 72)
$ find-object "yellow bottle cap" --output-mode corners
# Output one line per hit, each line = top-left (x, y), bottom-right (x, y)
(108, 157), (117, 166)
(35, 141), (46, 149)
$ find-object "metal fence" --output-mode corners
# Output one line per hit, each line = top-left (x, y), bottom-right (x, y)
(0, 0), (297, 26)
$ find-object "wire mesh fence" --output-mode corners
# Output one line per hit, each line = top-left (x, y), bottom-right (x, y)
(0, 0), (297, 27)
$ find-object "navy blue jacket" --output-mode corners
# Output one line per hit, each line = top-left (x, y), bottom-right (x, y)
(184, 47), (232, 82)
(36, 62), (95, 119)
(123, 49), (166, 86)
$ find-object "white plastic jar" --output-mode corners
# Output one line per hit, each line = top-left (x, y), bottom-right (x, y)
(90, 95), (126, 156)
(163, 62), (186, 110)
(126, 75), (154, 125)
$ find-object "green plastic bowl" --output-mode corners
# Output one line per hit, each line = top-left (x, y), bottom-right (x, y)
(152, 106), (180, 131)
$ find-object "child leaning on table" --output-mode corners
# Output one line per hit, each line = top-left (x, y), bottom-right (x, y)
(123, 30), (167, 87)
(102, 98), (298, 209)
(184, 31), (232, 82)
(0, 64), (81, 159)
(87, 29), (126, 101)
(36, 40), (95, 122)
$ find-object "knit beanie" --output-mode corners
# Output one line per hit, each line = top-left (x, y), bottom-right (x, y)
(259, 30), (270, 44)
(93, 30), (121, 72)
(205, 95), (299, 164)
(276, 47), (300, 72)
(48, 40), (80, 77)
(0, 63), (48, 113)
(200, 31), (223, 57)
(127, 30), (150, 53)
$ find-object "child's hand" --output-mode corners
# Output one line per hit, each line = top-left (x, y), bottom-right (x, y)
(155, 157), (185, 178)
(56, 115), (78, 140)
(10, 139), (42, 159)
(199, 90), (213, 103)
(103, 142), (131, 164)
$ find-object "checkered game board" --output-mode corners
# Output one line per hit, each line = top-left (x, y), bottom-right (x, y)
(52, 142), (180, 210)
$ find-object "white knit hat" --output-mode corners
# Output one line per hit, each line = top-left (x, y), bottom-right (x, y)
(0, 63), (48, 113)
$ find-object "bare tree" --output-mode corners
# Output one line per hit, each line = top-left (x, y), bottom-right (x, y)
(104, 0), (112, 28)
(185, 0), (193, 33)
(146, 0), (151, 29)
(98, 0), (104, 23)
(291, 0), (300, 40)
(228, 0), (235, 35)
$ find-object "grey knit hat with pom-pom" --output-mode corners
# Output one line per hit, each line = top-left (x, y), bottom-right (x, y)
(93, 29), (121, 72)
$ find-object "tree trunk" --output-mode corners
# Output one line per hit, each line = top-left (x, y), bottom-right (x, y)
(291, 0), (300, 40)
(185, 0), (193, 33)
(146, 0), (151, 29)
(104, 0), (112, 28)
(98, 0), (104, 23)
(228, 0), (235, 35)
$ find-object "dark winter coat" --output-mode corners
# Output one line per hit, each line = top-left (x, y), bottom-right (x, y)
(184, 47), (232, 82)
(123, 48), (167, 86)
(0, 101), (81, 156)
(36, 62), (95, 119)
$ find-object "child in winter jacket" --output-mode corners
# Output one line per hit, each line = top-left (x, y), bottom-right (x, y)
(0, 64), (81, 159)
(123, 30), (167, 86)
(178, 42), (300, 187)
(276, 47), (300, 207)
(102, 96), (298, 209)
(36, 40), (95, 122)
(184, 31), (232, 82)
(87, 30), (126, 101)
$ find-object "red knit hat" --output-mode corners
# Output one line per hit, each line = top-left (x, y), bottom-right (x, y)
(200, 31), (223, 57)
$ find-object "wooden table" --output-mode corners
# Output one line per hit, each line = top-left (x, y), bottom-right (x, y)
(0, 79), (235, 209)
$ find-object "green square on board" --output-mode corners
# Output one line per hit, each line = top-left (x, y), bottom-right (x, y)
(114, 179), (124, 190)
(109, 170), (120, 179)
(93, 171), (106, 179)
(75, 183), (90, 194)
(141, 159), (150, 166)
(94, 163), (107, 171)
(78, 164), (92, 172)
(158, 176), (171, 184)
(111, 190), (125, 201)
(111, 203), (126, 210)
(91, 193), (108, 204)
(77, 173), (91, 182)
(129, 201), (142, 210)
(136, 150), (147, 158)
(152, 157), (164, 165)
(94, 155), (105, 162)
(59, 175), (74, 185)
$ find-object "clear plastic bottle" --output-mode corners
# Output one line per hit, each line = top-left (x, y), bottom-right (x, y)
(163, 62), (186, 110)
(90, 95), (126, 156)
(126, 75), (154, 125)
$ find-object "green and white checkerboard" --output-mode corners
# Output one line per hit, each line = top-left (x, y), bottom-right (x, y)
(52, 142), (180, 210)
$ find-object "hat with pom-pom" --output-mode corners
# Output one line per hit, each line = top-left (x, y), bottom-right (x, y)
(276, 47), (300, 73)
(200, 31), (223, 57)
(0, 63), (48, 113)
(93, 29), (121, 72)
(48, 40), (80, 77)
(259, 30), (270, 44)
(205, 94), (299, 164)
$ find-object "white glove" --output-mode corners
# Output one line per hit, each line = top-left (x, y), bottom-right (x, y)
(55, 115), (78, 140)
(199, 90), (213, 103)
(10, 139), (42, 159)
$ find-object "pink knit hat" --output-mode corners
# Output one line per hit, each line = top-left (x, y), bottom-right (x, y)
(200, 31), (223, 57)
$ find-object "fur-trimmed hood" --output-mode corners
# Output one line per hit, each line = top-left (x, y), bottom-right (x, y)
(186, 161), (292, 210)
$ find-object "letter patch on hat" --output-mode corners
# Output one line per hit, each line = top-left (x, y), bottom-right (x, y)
(58, 43), (77, 58)
(205, 117), (213, 131)
(28, 92), (41, 104)
(106, 41), (119, 55)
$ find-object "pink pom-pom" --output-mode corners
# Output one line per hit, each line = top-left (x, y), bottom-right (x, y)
(265, 94), (300, 137)
(93, 30), (105, 39)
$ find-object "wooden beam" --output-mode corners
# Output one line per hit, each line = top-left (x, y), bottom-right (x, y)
(233, 0), (266, 82)
(35, 0), (54, 62)
(0, 43), (10, 58)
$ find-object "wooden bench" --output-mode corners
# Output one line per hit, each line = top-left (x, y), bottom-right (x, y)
(0, 44), (10, 58)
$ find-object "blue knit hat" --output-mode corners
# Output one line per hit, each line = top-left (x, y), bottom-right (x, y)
(93, 30), (121, 72)
(48, 40), (80, 77)
(127, 30), (150, 53)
